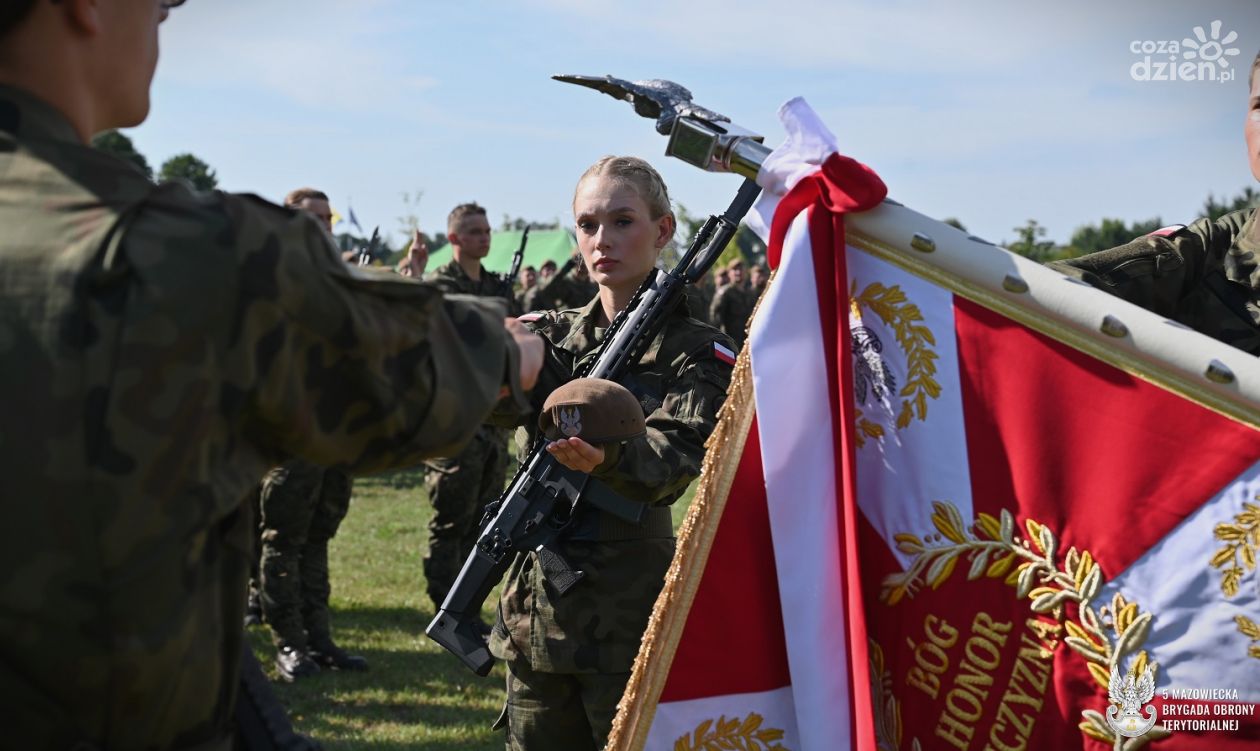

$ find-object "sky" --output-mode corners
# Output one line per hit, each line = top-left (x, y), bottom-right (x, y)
(128, 0), (1260, 248)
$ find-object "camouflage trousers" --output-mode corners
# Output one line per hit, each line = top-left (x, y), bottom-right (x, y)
(259, 460), (353, 650)
(422, 429), (507, 608)
(495, 658), (630, 751)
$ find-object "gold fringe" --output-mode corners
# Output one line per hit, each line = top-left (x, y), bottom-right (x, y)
(607, 292), (764, 751)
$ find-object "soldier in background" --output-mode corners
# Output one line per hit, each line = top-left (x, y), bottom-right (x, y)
(516, 264), (538, 311)
(1051, 49), (1260, 354)
(523, 255), (597, 312)
(422, 203), (514, 625)
(750, 263), (768, 298)
(709, 258), (755, 347)
(0, 3), (544, 748)
(254, 188), (369, 682)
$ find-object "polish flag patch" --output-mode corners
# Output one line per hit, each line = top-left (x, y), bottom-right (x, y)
(713, 342), (737, 365)
(518, 313), (544, 323)
(1147, 224), (1186, 238)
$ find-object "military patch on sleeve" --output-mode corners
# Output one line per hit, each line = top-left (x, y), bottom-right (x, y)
(518, 313), (544, 323)
(713, 341), (737, 365)
(1147, 224), (1186, 238)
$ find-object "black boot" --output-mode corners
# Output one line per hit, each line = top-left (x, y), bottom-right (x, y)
(275, 645), (321, 682)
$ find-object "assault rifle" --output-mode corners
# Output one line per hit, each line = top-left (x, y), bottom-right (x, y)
(426, 178), (762, 675)
(504, 226), (529, 301)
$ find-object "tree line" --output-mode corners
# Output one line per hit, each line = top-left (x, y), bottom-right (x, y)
(93, 131), (1258, 268)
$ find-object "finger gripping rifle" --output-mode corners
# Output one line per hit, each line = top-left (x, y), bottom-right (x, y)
(504, 226), (529, 301)
(425, 179), (762, 675)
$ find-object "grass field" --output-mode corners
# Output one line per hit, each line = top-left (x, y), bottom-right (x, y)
(246, 467), (694, 750)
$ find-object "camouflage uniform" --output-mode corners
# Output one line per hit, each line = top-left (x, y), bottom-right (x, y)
(0, 86), (522, 750)
(423, 259), (514, 607)
(522, 261), (597, 313)
(1051, 209), (1260, 354)
(258, 460), (353, 652)
(709, 282), (755, 347)
(684, 281), (713, 325)
(488, 297), (735, 750)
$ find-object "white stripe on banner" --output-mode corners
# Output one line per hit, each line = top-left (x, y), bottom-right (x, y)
(750, 210), (852, 751)
(844, 248), (974, 568)
(645, 687), (802, 750)
(1101, 459), (1260, 703)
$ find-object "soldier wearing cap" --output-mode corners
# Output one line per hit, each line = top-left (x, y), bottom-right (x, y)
(709, 257), (755, 347)
(487, 156), (735, 750)
(0, 3), (543, 748)
(1051, 48), (1260, 354)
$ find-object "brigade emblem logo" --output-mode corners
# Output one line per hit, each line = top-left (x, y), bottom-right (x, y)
(559, 407), (582, 437)
(1106, 663), (1158, 738)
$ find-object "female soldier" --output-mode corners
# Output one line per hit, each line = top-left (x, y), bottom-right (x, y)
(489, 156), (736, 749)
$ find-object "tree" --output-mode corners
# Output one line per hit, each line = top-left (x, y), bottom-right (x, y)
(1005, 219), (1058, 262)
(1203, 187), (1259, 222)
(942, 217), (967, 232)
(92, 130), (152, 180)
(499, 215), (561, 232)
(1068, 216), (1163, 255)
(159, 153), (218, 191)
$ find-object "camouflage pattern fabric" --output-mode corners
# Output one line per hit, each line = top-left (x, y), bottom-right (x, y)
(427, 257), (520, 315)
(684, 281), (713, 325)
(488, 297), (734, 676)
(258, 460), (353, 650)
(0, 85), (520, 750)
(709, 282), (755, 347)
(1051, 208), (1260, 354)
(521, 267), (597, 313)
(493, 659), (631, 751)
(422, 430), (508, 608)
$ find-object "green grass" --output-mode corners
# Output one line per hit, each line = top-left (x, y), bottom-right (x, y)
(247, 467), (695, 749)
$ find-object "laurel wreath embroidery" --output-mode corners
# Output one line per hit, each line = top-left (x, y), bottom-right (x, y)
(1210, 496), (1259, 598)
(881, 501), (1170, 749)
(869, 639), (922, 751)
(849, 281), (940, 448)
(672, 713), (789, 751)
(1236, 615), (1260, 661)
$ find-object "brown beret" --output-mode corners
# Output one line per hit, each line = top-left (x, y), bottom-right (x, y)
(539, 378), (646, 444)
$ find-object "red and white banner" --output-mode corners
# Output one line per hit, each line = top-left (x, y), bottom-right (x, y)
(611, 100), (1260, 751)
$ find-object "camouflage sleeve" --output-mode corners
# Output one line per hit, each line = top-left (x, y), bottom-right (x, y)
(1048, 213), (1250, 317)
(591, 337), (734, 506)
(485, 312), (575, 429)
(207, 193), (518, 472)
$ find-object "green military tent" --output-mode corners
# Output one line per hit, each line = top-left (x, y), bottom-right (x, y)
(423, 228), (577, 275)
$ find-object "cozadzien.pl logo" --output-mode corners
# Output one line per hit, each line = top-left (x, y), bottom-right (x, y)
(1130, 20), (1242, 83)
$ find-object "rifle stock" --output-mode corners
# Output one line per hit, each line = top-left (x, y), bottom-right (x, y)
(425, 179), (760, 673)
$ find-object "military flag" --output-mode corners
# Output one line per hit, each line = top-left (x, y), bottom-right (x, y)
(610, 100), (1260, 751)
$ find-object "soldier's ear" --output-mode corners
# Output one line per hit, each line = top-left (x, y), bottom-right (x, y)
(63, 0), (104, 36)
(654, 214), (675, 250)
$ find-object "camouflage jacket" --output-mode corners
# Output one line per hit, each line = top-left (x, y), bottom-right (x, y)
(709, 282), (755, 346)
(521, 261), (597, 313)
(1051, 209), (1260, 354)
(488, 298), (735, 673)
(425, 257), (515, 309)
(0, 86), (521, 749)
